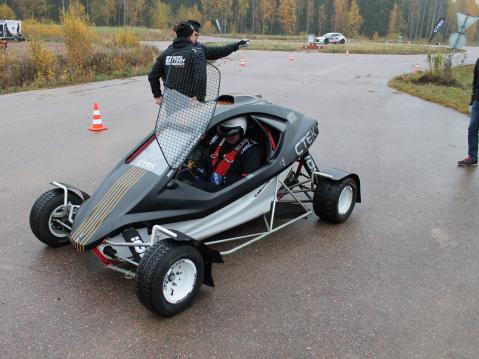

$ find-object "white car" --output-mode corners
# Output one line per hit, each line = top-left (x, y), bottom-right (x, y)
(315, 33), (346, 45)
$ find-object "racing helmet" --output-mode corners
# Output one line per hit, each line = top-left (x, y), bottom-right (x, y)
(217, 116), (247, 137)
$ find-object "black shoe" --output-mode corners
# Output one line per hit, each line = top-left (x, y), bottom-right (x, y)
(457, 156), (478, 166)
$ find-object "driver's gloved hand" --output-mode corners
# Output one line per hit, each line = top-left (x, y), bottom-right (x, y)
(236, 39), (249, 50)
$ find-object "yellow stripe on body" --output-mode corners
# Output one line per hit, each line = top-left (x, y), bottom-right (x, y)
(77, 169), (146, 246)
(71, 167), (143, 242)
(71, 167), (146, 248)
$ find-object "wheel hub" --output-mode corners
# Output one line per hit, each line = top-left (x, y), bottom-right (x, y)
(163, 259), (197, 304)
(48, 204), (69, 237)
(337, 186), (353, 215)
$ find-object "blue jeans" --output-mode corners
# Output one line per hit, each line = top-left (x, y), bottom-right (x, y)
(468, 100), (479, 161)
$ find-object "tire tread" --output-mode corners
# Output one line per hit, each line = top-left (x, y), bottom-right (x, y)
(313, 178), (356, 223)
(135, 241), (176, 311)
(30, 189), (73, 247)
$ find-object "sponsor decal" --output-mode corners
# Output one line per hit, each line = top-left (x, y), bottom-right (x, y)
(210, 172), (223, 185)
(136, 160), (156, 171)
(287, 111), (298, 124)
(303, 153), (319, 172)
(241, 142), (255, 154)
(254, 180), (271, 197)
(132, 236), (146, 256)
(429, 17), (446, 43)
(295, 125), (319, 155)
(165, 56), (186, 66)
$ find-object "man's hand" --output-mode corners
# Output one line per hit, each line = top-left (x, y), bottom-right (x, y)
(189, 96), (200, 106)
(236, 39), (249, 49)
(155, 96), (163, 106)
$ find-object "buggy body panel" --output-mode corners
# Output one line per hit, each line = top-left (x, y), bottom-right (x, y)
(70, 95), (319, 251)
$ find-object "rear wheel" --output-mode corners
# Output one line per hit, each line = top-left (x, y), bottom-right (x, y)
(30, 189), (82, 247)
(340, 39), (346, 44)
(313, 177), (357, 223)
(135, 240), (204, 317)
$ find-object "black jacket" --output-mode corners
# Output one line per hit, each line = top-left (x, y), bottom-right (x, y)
(471, 58), (479, 105)
(148, 38), (239, 99)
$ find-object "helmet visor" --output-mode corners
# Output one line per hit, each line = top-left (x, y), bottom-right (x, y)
(217, 124), (243, 137)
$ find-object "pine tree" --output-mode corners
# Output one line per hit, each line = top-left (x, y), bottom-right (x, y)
(150, 0), (172, 29)
(233, 0), (249, 33)
(318, 3), (328, 35)
(0, 4), (16, 19)
(345, 0), (363, 38)
(259, 0), (274, 34)
(388, 2), (400, 38)
(278, 0), (296, 34)
(333, 0), (348, 33)
(176, 4), (202, 24)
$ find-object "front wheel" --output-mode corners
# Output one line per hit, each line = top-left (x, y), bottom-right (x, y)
(30, 189), (82, 247)
(340, 39), (346, 44)
(313, 177), (357, 223)
(135, 240), (204, 317)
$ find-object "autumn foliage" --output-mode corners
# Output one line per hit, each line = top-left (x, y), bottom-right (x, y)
(0, 5), (158, 93)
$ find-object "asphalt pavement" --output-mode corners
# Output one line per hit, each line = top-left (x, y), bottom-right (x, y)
(1, 47), (479, 359)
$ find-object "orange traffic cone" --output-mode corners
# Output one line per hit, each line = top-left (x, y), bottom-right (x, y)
(89, 102), (107, 131)
(413, 63), (419, 73)
(240, 57), (246, 67)
(288, 52), (294, 61)
(346, 50), (349, 55)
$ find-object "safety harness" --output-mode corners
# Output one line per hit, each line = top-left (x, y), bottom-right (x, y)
(209, 136), (255, 185)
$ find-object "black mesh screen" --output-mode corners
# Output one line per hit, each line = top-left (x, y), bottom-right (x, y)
(155, 52), (221, 169)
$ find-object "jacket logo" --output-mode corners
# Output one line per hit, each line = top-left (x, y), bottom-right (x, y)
(165, 56), (185, 66)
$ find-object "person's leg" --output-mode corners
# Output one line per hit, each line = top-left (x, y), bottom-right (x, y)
(468, 100), (479, 161)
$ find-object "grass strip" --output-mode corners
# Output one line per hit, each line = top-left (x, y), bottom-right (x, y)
(389, 64), (473, 114)
(204, 41), (456, 55)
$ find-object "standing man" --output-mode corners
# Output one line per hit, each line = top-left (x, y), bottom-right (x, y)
(458, 58), (479, 166)
(148, 20), (249, 105)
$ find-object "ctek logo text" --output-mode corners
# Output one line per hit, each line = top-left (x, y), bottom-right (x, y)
(165, 56), (185, 66)
(295, 126), (319, 155)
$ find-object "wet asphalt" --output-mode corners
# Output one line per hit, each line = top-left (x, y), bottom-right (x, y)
(1, 47), (479, 359)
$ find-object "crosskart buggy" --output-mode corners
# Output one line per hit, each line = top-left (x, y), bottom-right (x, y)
(30, 58), (361, 317)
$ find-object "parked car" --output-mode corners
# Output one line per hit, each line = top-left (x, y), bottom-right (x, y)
(315, 33), (346, 44)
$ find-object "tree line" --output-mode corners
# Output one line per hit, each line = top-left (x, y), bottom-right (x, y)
(1, 0), (479, 39)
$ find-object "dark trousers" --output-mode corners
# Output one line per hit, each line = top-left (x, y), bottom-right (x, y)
(468, 100), (479, 161)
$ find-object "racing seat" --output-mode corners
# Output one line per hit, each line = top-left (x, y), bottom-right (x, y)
(248, 118), (279, 164)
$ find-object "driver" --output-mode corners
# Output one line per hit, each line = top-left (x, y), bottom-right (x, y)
(178, 117), (261, 191)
